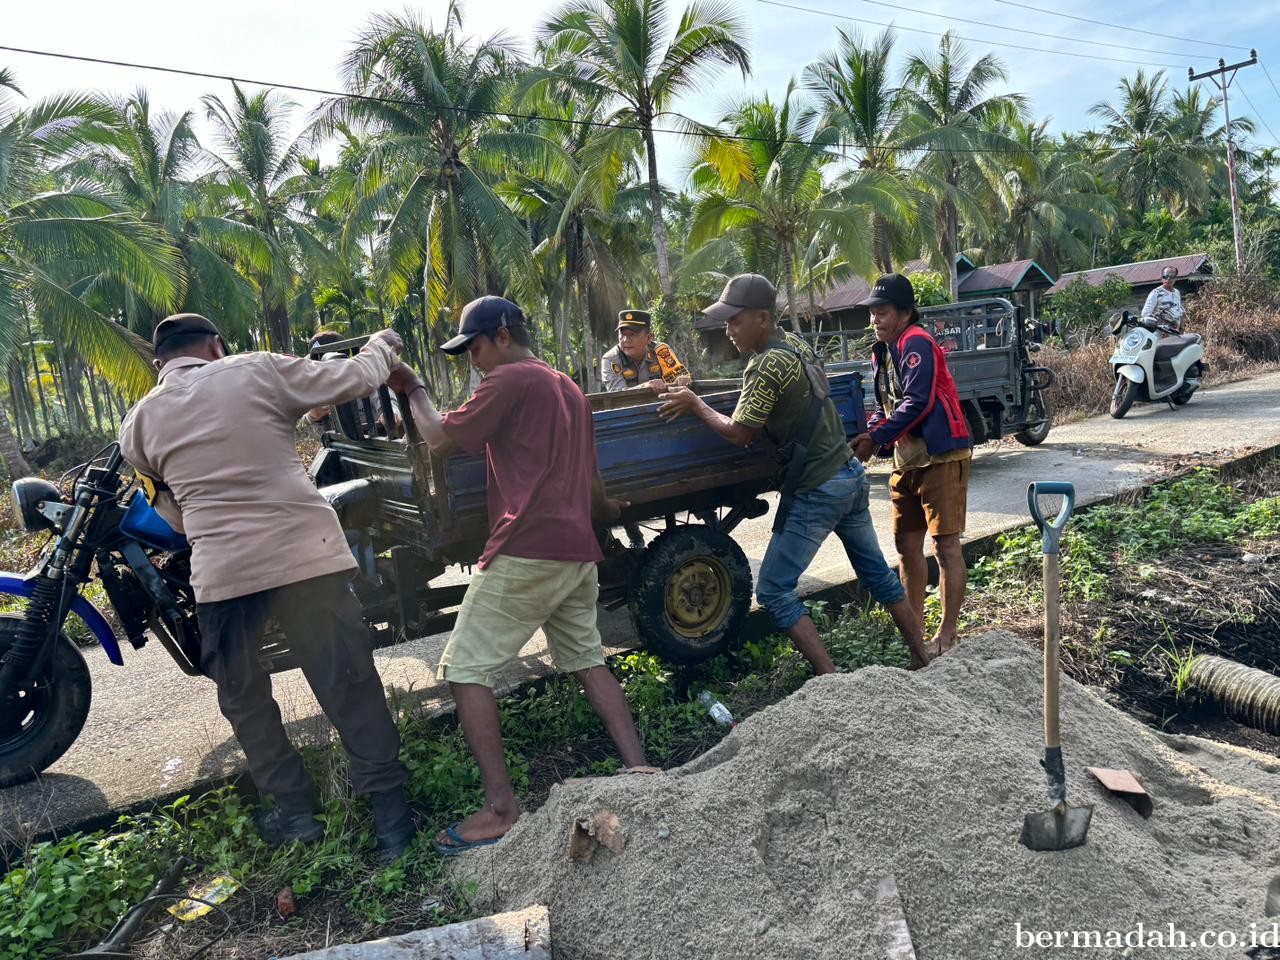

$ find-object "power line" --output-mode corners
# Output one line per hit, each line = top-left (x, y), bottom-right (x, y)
(1261, 60), (1280, 112)
(983, 0), (1252, 52)
(754, 0), (1187, 68)
(0, 42), (1273, 158)
(846, 0), (1217, 59)
(1238, 84), (1280, 147)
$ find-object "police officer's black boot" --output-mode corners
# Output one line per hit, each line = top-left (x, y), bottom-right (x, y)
(370, 786), (416, 864)
(256, 791), (324, 846)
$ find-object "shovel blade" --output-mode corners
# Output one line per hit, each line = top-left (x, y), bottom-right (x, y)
(1020, 800), (1094, 851)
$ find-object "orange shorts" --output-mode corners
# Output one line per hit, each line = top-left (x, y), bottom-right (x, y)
(890, 458), (971, 537)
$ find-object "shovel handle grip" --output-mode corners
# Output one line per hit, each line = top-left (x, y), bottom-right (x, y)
(1027, 482), (1075, 555)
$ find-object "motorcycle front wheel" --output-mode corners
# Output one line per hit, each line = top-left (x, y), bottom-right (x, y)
(0, 614), (92, 788)
(1110, 376), (1140, 419)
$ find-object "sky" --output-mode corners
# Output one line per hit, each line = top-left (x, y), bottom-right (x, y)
(6, 0), (1280, 187)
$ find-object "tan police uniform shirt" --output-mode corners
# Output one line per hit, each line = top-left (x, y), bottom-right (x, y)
(599, 342), (685, 392)
(118, 339), (397, 603)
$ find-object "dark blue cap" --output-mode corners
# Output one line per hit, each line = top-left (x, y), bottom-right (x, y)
(441, 296), (526, 355)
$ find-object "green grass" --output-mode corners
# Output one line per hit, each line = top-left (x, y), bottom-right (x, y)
(948, 467), (1280, 630)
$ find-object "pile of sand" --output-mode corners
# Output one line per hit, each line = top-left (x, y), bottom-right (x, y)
(454, 633), (1280, 960)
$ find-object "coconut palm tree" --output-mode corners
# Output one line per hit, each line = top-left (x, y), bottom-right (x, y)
(80, 90), (273, 345)
(500, 90), (647, 382)
(536, 0), (750, 308)
(983, 118), (1113, 272)
(803, 27), (915, 273)
(318, 4), (551, 393)
(202, 83), (312, 352)
(899, 31), (1027, 299)
(1088, 70), (1214, 221)
(1246, 145), (1279, 204)
(1168, 85), (1254, 214)
(0, 69), (182, 412)
(293, 141), (390, 340)
(688, 82), (898, 328)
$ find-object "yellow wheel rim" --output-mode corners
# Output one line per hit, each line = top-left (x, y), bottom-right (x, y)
(664, 557), (733, 638)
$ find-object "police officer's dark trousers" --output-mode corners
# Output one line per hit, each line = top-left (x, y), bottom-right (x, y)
(195, 570), (406, 813)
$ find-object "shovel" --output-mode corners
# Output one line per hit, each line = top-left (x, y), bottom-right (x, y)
(1020, 481), (1094, 852)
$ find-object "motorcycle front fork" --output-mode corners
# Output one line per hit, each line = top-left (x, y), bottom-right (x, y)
(0, 575), (68, 698)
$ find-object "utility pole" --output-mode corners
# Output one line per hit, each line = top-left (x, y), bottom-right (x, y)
(1190, 50), (1258, 275)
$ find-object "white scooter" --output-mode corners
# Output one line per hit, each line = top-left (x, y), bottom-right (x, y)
(1108, 307), (1207, 419)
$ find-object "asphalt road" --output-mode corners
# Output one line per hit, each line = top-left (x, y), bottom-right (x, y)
(5, 369), (1280, 842)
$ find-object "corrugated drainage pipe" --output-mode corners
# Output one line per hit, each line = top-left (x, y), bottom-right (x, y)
(1188, 655), (1280, 734)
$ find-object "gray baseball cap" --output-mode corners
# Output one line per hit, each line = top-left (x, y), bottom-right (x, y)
(702, 273), (778, 322)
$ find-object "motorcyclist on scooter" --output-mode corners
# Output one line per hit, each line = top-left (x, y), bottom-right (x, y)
(1142, 267), (1185, 333)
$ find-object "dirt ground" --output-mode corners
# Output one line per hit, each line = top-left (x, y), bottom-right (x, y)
(1051, 536), (1280, 757)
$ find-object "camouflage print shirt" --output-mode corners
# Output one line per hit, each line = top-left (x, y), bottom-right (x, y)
(730, 332), (851, 492)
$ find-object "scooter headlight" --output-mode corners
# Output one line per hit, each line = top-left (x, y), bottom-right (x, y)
(9, 478), (64, 533)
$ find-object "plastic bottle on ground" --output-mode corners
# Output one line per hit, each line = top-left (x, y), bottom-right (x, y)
(697, 690), (735, 727)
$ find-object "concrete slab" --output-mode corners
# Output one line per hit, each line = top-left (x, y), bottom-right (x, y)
(4, 369), (1280, 840)
(279, 905), (550, 959)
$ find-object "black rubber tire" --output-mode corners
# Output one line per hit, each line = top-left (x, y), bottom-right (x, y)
(629, 525), (752, 665)
(0, 614), (92, 788)
(1014, 390), (1052, 446)
(1110, 376), (1140, 419)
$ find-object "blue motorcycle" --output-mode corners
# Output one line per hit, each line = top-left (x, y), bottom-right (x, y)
(2, 438), (409, 787)
(1, 443), (201, 787)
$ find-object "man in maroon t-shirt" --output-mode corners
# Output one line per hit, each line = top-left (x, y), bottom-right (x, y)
(390, 296), (650, 855)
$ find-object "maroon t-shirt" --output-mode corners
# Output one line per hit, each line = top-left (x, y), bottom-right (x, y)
(441, 358), (604, 568)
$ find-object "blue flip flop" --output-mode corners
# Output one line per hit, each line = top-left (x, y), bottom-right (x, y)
(434, 822), (502, 857)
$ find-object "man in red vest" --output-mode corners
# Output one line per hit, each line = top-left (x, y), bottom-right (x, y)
(855, 274), (973, 657)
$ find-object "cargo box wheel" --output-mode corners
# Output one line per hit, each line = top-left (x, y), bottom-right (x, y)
(1014, 390), (1052, 446)
(629, 526), (752, 665)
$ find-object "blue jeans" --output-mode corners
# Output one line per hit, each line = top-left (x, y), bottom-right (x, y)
(756, 460), (906, 631)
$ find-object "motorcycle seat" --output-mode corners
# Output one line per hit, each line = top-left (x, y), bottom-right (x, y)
(1154, 335), (1199, 363)
(319, 478), (377, 527)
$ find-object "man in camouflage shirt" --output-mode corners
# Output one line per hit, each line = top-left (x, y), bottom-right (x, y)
(657, 274), (929, 672)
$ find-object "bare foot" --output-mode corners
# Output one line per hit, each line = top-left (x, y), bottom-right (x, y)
(436, 803), (520, 849)
(932, 634), (957, 657)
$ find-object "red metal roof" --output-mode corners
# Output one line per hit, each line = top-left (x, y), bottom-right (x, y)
(800, 275), (872, 314)
(1047, 253), (1212, 295)
(902, 254), (976, 276)
(958, 259), (1055, 295)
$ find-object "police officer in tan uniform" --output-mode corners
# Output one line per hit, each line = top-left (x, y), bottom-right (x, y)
(600, 310), (688, 393)
(119, 314), (416, 863)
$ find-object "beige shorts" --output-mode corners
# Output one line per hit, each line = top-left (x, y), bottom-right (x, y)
(438, 555), (605, 687)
